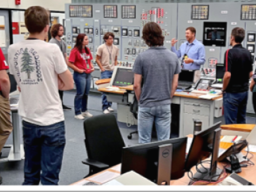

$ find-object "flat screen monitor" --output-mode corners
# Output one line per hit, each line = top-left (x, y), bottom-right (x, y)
(185, 122), (223, 181)
(121, 137), (187, 183)
(178, 69), (195, 83)
(203, 22), (227, 47)
(185, 121), (222, 171)
(216, 63), (225, 82)
(112, 67), (134, 87)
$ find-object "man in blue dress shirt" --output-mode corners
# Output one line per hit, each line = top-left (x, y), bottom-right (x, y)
(171, 27), (205, 70)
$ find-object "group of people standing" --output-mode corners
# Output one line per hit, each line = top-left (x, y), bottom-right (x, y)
(0, 4), (256, 186)
(49, 25), (119, 120)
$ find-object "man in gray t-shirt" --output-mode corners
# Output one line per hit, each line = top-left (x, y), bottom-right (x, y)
(133, 22), (180, 144)
(49, 24), (71, 110)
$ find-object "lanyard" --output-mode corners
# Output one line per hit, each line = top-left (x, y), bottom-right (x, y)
(105, 44), (113, 64)
(185, 43), (193, 55)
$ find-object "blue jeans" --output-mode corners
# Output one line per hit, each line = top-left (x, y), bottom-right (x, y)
(138, 105), (171, 143)
(223, 92), (248, 124)
(74, 72), (91, 115)
(22, 120), (65, 185)
(101, 71), (113, 111)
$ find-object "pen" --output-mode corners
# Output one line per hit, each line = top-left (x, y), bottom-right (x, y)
(232, 135), (238, 143)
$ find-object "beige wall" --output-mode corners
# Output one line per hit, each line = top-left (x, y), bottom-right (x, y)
(0, 0), (71, 11)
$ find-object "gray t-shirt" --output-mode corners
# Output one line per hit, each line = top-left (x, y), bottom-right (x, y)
(49, 38), (66, 57)
(133, 46), (180, 107)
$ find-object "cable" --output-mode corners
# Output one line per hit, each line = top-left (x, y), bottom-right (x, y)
(192, 166), (227, 185)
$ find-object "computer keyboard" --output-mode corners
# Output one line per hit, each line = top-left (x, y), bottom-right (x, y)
(211, 83), (223, 89)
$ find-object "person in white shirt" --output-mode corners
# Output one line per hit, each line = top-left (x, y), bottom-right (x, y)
(8, 6), (73, 185)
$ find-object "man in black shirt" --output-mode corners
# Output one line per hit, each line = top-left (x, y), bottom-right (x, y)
(223, 27), (253, 124)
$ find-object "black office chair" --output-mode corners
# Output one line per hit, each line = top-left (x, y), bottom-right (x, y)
(82, 114), (125, 177)
(127, 95), (138, 139)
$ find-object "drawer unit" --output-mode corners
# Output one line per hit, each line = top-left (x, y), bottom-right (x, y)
(184, 103), (210, 116)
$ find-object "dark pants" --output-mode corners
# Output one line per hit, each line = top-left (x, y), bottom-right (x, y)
(22, 121), (65, 185)
(101, 71), (113, 111)
(73, 72), (91, 115)
(253, 92), (256, 113)
(223, 92), (248, 124)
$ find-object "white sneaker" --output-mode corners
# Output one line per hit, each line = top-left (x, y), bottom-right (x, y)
(108, 107), (114, 112)
(103, 109), (110, 114)
(82, 111), (93, 117)
(74, 114), (84, 120)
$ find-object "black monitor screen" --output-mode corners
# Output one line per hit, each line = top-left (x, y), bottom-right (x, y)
(113, 68), (134, 87)
(178, 70), (194, 83)
(203, 22), (227, 47)
(216, 63), (225, 81)
(121, 137), (187, 183)
(185, 121), (222, 171)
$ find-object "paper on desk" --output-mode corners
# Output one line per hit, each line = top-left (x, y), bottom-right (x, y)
(73, 179), (90, 186)
(103, 179), (123, 186)
(186, 137), (193, 154)
(221, 135), (242, 143)
(245, 144), (256, 153)
(198, 94), (218, 100)
(88, 171), (120, 184)
(111, 164), (121, 172)
(217, 176), (242, 186)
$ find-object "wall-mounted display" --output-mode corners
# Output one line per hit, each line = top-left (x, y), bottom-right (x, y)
(122, 5), (136, 19)
(69, 5), (93, 18)
(247, 33), (256, 42)
(191, 5), (209, 20)
(203, 22), (227, 47)
(104, 5), (117, 18)
(241, 5), (256, 20)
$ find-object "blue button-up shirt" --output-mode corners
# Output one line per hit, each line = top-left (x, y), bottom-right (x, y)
(171, 39), (205, 70)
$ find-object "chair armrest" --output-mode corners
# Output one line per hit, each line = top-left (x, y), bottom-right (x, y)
(82, 158), (109, 169)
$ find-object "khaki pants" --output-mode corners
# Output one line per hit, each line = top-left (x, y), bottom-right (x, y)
(0, 95), (13, 152)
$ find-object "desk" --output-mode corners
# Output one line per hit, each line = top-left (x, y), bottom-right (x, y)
(71, 137), (256, 185)
(0, 95), (24, 162)
(221, 124), (255, 133)
(96, 80), (223, 137)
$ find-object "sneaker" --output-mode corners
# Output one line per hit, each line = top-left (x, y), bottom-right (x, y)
(103, 109), (110, 114)
(107, 107), (114, 112)
(63, 105), (72, 110)
(82, 111), (93, 117)
(74, 114), (84, 120)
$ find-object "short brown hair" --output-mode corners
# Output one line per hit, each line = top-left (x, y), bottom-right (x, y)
(142, 22), (164, 46)
(231, 27), (245, 43)
(186, 27), (196, 34)
(51, 24), (63, 38)
(25, 6), (49, 34)
(103, 32), (115, 40)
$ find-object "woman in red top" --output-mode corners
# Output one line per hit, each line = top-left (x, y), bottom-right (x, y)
(68, 34), (94, 120)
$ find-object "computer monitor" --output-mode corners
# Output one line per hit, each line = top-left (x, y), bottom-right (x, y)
(110, 66), (134, 87)
(178, 69), (195, 83)
(185, 121), (223, 181)
(203, 22), (227, 47)
(121, 137), (187, 184)
(216, 63), (225, 83)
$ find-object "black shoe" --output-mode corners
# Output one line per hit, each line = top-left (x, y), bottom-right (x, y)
(63, 105), (71, 110)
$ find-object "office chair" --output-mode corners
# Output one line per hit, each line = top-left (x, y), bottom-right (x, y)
(82, 114), (125, 177)
(127, 95), (138, 139)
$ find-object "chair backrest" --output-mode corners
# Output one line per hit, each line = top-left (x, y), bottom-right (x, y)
(83, 114), (125, 166)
